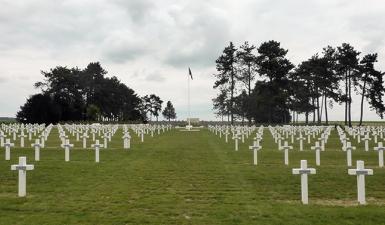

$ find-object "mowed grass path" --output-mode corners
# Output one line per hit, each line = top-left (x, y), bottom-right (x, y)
(0, 127), (385, 225)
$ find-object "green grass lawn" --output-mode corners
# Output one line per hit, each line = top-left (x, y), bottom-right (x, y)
(0, 127), (385, 225)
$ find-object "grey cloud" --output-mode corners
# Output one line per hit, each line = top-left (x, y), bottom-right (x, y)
(111, 0), (154, 23)
(348, 12), (385, 54)
(161, 4), (231, 68)
(145, 71), (165, 82)
(0, 76), (8, 83)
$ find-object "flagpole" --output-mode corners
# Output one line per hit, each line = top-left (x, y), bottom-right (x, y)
(188, 69), (191, 127)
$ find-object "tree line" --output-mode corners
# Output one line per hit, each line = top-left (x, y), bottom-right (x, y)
(16, 62), (177, 123)
(213, 40), (385, 126)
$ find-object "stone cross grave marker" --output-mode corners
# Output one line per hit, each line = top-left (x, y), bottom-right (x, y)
(233, 132), (241, 151)
(0, 131), (6, 147)
(4, 138), (14, 160)
(296, 133), (306, 151)
(19, 132), (27, 148)
(311, 141), (322, 166)
(292, 160), (316, 204)
(362, 134), (371, 152)
(31, 139), (43, 161)
(11, 156), (34, 197)
(61, 139), (74, 162)
(348, 160), (373, 205)
(123, 132), (131, 149)
(373, 142), (385, 168)
(249, 141), (262, 165)
(91, 140), (103, 163)
(280, 141), (292, 165)
(345, 142), (356, 167)
(80, 133), (89, 149)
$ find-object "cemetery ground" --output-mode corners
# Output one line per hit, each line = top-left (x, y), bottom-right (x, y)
(1, 127), (385, 225)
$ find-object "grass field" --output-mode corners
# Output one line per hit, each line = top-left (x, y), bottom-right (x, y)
(0, 127), (385, 225)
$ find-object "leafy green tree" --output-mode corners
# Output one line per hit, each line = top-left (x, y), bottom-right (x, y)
(142, 94), (163, 121)
(18, 62), (143, 123)
(236, 41), (257, 124)
(16, 94), (59, 124)
(162, 101), (176, 121)
(233, 90), (249, 124)
(212, 88), (230, 121)
(86, 104), (100, 121)
(336, 43), (360, 127)
(214, 42), (238, 124)
(288, 66), (316, 124)
(358, 54), (385, 125)
(254, 40), (294, 123)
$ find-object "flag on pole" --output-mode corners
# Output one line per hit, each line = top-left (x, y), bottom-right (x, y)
(188, 67), (193, 80)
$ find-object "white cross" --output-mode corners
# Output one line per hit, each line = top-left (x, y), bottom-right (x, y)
(348, 160), (373, 204)
(80, 133), (89, 149)
(345, 142), (356, 167)
(91, 130), (96, 141)
(249, 141), (262, 165)
(0, 131), (6, 147)
(296, 134), (306, 151)
(122, 133), (131, 149)
(311, 141), (322, 166)
(91, 140), (104, 163)
(75, 130), (80, 141)
(373, 142), (385, 168)
(11, 156), (34, 197)
(277, 136), (284, 149)
(279, 141), (292, 165)
(140, 129), (144, 142)
(318, 134), (326, 151)
(59, 133), (68, 145)
(12, 130), (17, 140)
(4, 138), (14, 160)
(254, 133), (263, 146)
(19, 132), (27, 148)
(362, 134), (371, 152)
(102, 133), (109, 149)
(31, 139), (43, 161)
(292, 160), (316, 204)
(224, 129), (230, 143)
(233, 133), (241, 151)
(39, 134), (45, 148)
(340, 135), (349, 151)
(61, 139), (74, 162)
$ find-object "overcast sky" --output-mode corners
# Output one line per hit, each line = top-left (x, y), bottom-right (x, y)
(1, 0), (385, 121)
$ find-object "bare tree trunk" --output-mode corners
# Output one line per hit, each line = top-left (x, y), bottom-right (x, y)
(320, 94), (324, 123)
(359, 77), (367, 126)
(345, 72), (348, 125)
(247, 65), (252, 126)
(316, 95), (320, 124)
(312, 98), (316, 123)
(348, 70), (352, 127)
(305, 111), (309, 124)
(324, 94), (329, 125)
